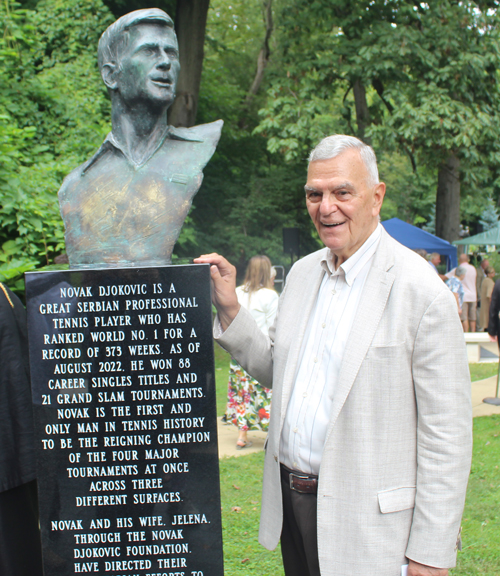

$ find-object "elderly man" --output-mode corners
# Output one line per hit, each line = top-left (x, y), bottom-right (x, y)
(196, 135), (471, 576)
(428, 252), (447, 281)
(59, 8), (222, 269)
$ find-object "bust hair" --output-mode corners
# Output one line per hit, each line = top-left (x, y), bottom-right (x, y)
(455, 265), (467, 277)
(98, 8), (174, 73)
(308, 134), (379, 187)
(485, 266), (495, 275)
(242, 255), (274, 295)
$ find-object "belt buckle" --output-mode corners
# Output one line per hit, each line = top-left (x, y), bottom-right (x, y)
(289, 471), (310, 493)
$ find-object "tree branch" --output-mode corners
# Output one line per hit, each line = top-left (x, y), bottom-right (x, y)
(245, 0), (274, 104)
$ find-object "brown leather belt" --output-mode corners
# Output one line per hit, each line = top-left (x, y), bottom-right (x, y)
(281, 464), (318, 494)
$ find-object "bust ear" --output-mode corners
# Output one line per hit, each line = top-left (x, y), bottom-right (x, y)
(101, 63), (118, 90)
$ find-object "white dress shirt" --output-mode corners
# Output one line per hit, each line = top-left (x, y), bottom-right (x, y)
(280, 225), (382, 475)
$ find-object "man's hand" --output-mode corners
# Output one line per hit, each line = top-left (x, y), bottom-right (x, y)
(489, 334), (497, 342)
(407, 560), (448, 576)
(193, 253), (240, 331)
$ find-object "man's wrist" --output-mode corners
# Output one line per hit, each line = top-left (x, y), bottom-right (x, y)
(218, 303), (241, 332)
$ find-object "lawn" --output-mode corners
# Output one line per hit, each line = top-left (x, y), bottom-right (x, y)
(214, 341), (231, 417)
(220, 417), (500, 576)
(469, 363), (498, 383)
(215, 344), (500, 574)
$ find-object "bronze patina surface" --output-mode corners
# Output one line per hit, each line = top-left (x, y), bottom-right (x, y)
(58, 8), (222, 269)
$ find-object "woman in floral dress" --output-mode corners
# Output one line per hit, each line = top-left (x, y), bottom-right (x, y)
(225, 255), (278, 449)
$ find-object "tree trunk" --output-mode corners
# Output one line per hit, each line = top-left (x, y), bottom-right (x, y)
(245, 0), (274, 104)
(353, 79), (371, 143)
(168, 0), (210, 127)
(435, 152), (461, 242)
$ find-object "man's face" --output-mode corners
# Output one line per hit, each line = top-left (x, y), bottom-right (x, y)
(305, 149), (385, 264)
(482, 260), (490, 270)
(432, 255), (441, 265)
(116, 23), (180, 107)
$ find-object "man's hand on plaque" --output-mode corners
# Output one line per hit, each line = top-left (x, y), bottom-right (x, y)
(194, 253), (240, 331)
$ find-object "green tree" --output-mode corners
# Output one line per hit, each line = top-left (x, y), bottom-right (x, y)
(0, 0), (114, 291)
(257, 0), (500, 241)
(183, 0), (320, 273)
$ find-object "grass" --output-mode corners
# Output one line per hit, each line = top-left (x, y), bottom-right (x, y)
(214, 342), (231, 416)
(469, 363), (499, 383)
(215, 345), (500, 574)
(220, 418), (500, 576)
(454, 415), (500, 575)
(220, 453), (284, 575)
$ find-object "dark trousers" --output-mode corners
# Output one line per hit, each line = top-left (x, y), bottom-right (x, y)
(0, 480), (43, 576)
(280, 466), (321, 576)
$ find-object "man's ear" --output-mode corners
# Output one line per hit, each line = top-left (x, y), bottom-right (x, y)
(101, 63), (119, 90)
(373, 181), (386, 215)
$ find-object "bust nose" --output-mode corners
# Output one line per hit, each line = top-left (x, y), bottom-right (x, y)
(157, 49), (172, 69)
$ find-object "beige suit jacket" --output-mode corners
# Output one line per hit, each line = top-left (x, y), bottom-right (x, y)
(218, 230), (472, 576)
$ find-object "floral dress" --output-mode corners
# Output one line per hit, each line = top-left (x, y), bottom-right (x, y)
(225, 361), (272, 431)
(224, 286), (278, 432)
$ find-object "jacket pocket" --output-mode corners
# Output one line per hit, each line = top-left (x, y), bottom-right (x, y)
(377, 486), (416, 514)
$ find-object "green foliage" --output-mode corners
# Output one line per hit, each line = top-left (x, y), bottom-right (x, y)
(479, 198), (499, 232)
(0, 0), (113, 293)
(177, 0), (320, 272)
(256, 0), (500, 231)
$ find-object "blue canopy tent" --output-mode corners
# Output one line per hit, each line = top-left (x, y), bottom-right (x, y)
(382, 218), (457, 270)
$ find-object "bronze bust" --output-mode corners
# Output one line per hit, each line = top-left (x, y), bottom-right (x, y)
(58, 9), (223, 269)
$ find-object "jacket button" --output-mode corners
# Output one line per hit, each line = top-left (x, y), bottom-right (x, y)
(274, 455), (278, 462)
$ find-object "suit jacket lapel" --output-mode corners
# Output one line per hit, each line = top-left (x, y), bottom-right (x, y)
(324, 230), (396, 442)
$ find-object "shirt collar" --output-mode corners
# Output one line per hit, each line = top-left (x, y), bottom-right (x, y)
(320, 223), (382, 286)
(82, 125), (203, 174)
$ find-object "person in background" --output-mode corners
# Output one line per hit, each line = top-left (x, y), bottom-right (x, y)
(446, 266), (466, 318)
(428, 252), (447, 281)
(480, 266), (496, 332)
(487, 275), (500, 343)
(476, 258), (490, 330)
(225, 255), (279, 449)
(446, 253), (477, 331)
(414, 249), (427, 259)
(0, 282), (43, 576)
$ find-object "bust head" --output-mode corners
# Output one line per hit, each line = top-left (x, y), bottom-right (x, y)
(98, 9), (179, 110)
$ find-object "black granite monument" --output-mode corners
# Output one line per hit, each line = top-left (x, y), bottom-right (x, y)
(26, 264), (223, 575)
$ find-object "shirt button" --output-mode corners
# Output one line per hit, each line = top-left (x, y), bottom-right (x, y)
(293, 427), (298, 433)
(303, 392), (307, 397)
(321, 323), (326, 329)
(293, 462), (298, 468)
(331, 289), (336, 295)
(313, 357), (318, 363)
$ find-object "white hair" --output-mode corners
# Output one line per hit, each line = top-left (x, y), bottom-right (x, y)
(308, 135), (379, 186)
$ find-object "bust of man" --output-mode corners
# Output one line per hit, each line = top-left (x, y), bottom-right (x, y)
(58, 9), (223, 269)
